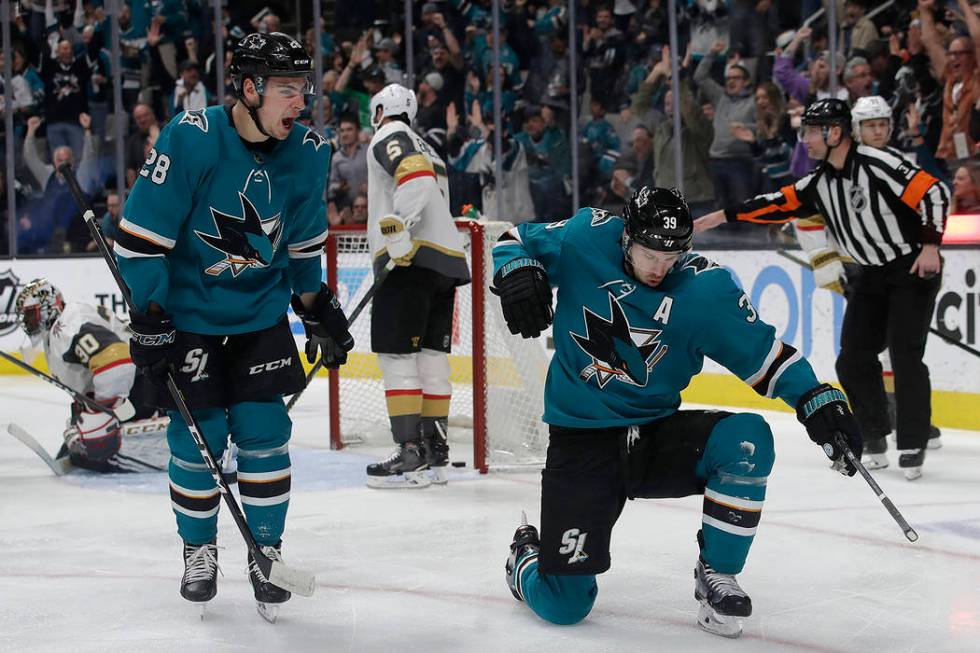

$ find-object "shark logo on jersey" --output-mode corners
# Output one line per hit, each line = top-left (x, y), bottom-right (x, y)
(680, 254), (719, 275)
(589, 208), (615, 227)
(179, 109), (208, 133)
(303, 129), (327, 151)
(195, 192), (283, 277)
(570, 292), (668, 388)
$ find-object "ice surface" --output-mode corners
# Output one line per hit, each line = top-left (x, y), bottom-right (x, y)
(1, 376), (979, 652)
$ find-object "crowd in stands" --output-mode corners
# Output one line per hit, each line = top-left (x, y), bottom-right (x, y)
(1, 0), (979, 256)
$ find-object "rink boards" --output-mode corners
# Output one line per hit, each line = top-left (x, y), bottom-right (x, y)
(1, 249), (977, 429)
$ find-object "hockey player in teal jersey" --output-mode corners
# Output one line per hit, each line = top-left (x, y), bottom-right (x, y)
(115, 33), (354, 615)
(492, 186), (864, 638)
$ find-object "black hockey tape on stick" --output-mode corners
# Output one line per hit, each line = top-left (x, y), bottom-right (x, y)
(777, 249), (980, 360)
(834, 433), (919, 543)
(57, 163), (316, 596)
(286, 259), (397, 412)
(0, 350), (119, 419)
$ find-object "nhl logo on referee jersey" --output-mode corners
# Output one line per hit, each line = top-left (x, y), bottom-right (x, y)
(849, 186), (867, 212)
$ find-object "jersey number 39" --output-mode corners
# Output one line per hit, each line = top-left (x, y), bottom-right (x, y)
(139, 148), (171, 185)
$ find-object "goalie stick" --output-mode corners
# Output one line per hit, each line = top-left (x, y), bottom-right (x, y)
(59, 163), (316, 598)
(8, 419), (169, 475)
(285, 259), (396, 412)
(0, 350), (124, 419)
(834, 433), (919, 543)
(7, 424), (73, 476)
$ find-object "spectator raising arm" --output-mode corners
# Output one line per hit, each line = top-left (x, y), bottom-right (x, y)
(917, 0), (948, 81)
(693, 40), (725, 106)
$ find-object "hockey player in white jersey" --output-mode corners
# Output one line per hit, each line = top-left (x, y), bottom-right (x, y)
(364, 84), (471, 488)
(15, 279), (144, 470)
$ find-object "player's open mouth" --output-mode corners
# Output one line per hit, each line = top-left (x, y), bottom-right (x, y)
(282, 118), (294, 130)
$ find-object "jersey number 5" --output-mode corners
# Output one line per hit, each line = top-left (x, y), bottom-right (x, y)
(139, 148), (171, 185)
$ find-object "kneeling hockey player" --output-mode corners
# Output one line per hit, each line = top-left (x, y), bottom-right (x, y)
(491, 186), (863, 637)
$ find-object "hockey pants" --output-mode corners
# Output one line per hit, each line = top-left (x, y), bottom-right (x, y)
(517, 413), (774, 625)
(167, 399), (292, 546)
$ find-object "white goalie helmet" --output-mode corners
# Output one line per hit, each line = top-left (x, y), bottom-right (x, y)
(15, 278), (65, 339)
(369, 83), (418, 129)
(851, 95), (892, 142)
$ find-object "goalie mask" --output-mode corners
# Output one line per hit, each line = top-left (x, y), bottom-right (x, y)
(15, 279), (65, 339)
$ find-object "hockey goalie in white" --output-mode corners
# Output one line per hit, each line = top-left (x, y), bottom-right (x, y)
(364, 83), (471, 488)
(15, 279), (153, 471)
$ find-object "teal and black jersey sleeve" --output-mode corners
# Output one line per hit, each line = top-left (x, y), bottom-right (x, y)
(492, 208), (599, 284)
(284, 126), (331, 295)
(692, 262), (819, 409)
(115, 110), (219, 312)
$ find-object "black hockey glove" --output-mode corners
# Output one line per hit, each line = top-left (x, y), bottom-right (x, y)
(491, 257), (553, 339)
(797, 384), (863, 476)
(291, 284), (354, 368)
(128, 310), (179, 387)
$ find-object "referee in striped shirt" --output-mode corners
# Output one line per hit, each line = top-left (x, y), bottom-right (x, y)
(695, 98), (949, 479)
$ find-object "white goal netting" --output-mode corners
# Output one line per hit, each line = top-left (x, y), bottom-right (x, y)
(327, 220), (549, 471)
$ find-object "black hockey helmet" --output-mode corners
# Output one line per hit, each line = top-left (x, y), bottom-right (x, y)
(230, 32), (315, 101)
(622, 186), (693, 254)
(801, 98), (851, 130)
(800, 98), (851, 154)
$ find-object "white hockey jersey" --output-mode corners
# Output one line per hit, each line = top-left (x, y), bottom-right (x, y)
(43, 302), (136, 402)
(366, 120), (471, 283)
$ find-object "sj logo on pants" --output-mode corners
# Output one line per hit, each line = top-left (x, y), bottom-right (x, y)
(559, 528), (589, 564)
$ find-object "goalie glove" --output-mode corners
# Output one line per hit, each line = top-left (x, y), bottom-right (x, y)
(809, 248), (850, 295)
(491, 257), (554, 339)
(797, 384), (863, 476)
(379, 214), (420, 266)
(65, 398), (124, 463)
(291, 284), (355, 368)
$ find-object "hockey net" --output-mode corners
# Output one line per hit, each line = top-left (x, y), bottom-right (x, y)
(325, 220), (549, 472)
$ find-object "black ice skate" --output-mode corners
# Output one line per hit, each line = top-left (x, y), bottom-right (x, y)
(694, 557), (752, 638)
(180, 540), (219, 618)
(862, 436), (889, 470)
(505, 513), (540, 602)
(366, 440), (430, 489)
(248, 543), (291, 623)
(422, 419), (450, 485)
(899, 448), (925, 481)
(927, 424), (942, 450)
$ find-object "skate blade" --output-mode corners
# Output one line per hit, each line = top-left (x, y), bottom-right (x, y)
(927, 437), (942, 450)
(903, 466), (923, 481)
(697, 602), (743, 638)
(366, 470), (431, 489)
(256, 602), (279, 623)
(192, 601), (210, 621)
(428, 466), (448, 485)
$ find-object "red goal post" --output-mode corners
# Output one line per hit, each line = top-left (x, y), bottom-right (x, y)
(324, 220), (549, 473)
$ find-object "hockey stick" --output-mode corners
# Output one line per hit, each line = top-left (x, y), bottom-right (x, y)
(0, 350), (121, 418)
(776, 249), (980, 359)
(58, 163), (315, 597)
(285, 259), (396, 412)
(834, 433), (919, 543)
(8, 424), (74, 476)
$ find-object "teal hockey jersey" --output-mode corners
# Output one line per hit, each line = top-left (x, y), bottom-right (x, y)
(115, 105), (331, 334)
(492, 208), (820, 428)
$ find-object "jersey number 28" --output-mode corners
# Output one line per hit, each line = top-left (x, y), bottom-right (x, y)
(139, 148), (171, 185)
